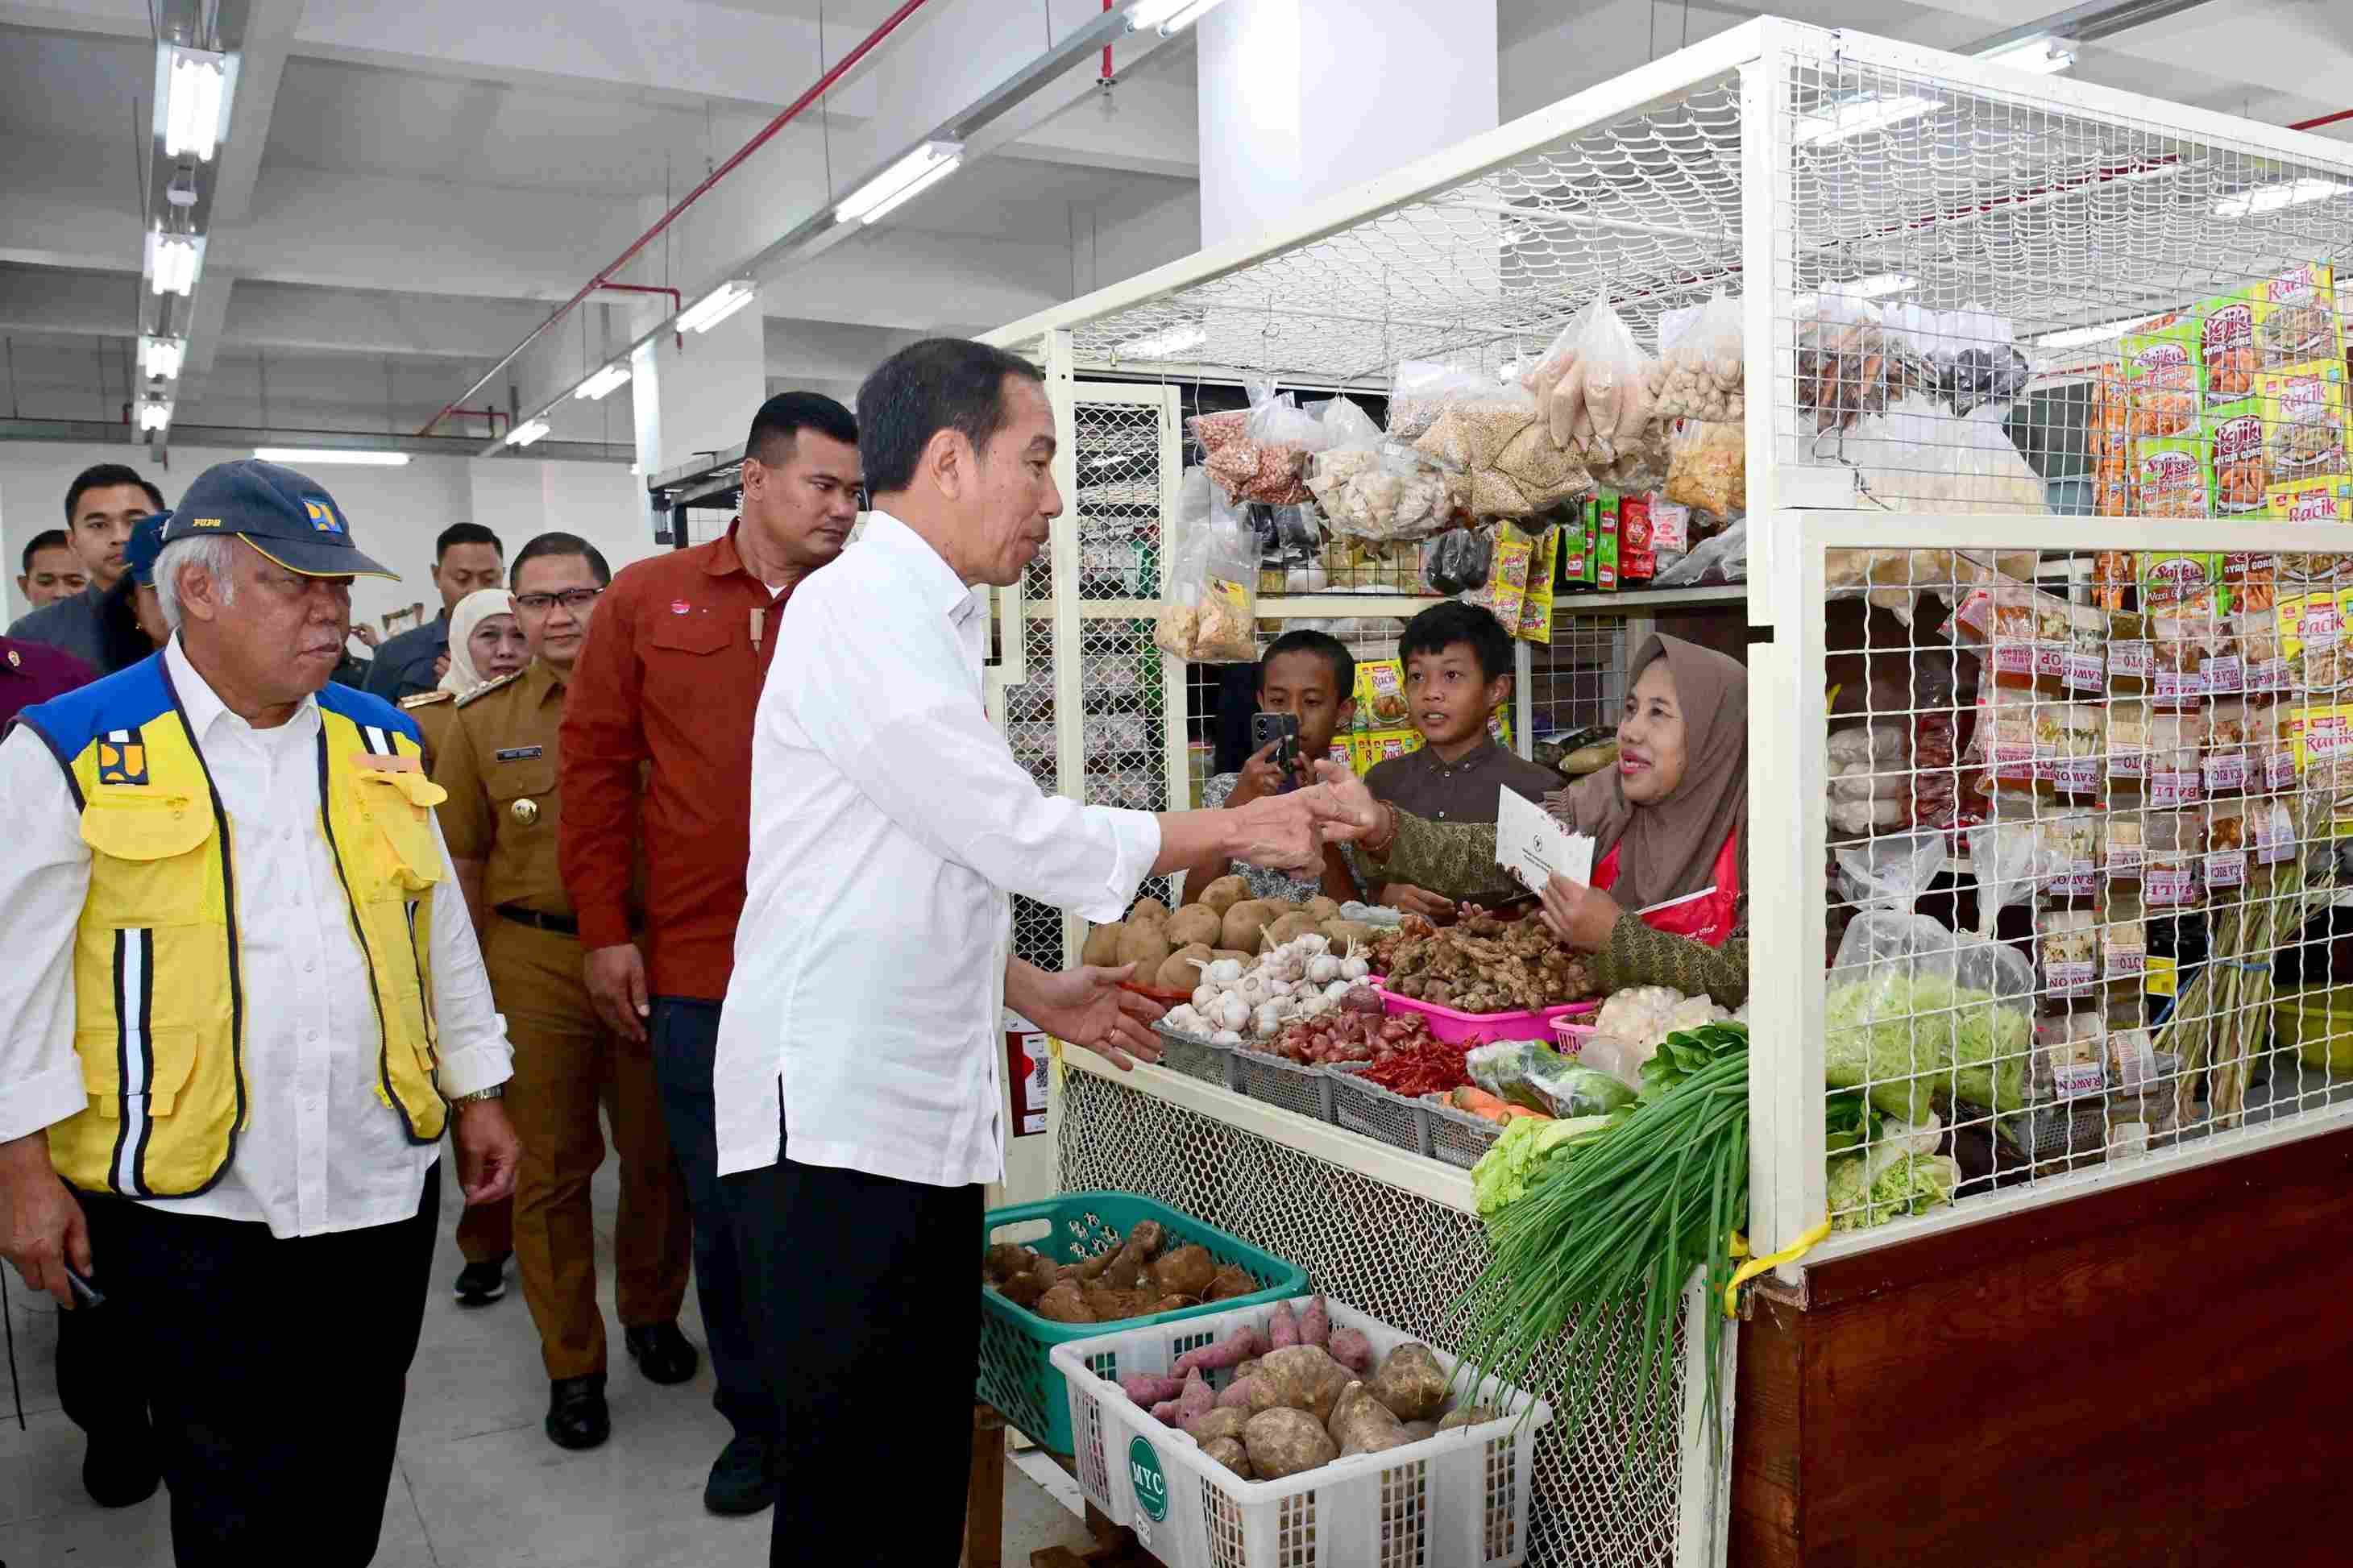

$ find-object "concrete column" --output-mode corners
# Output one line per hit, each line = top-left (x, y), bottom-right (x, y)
(1196, 0), (1498, 251)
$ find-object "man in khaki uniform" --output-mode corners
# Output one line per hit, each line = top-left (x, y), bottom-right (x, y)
(431, 531), (694, 1450)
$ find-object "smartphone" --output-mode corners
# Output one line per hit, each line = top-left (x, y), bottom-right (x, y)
(64, 1265), (104, 1309)
(1251, 711), (1301, 770)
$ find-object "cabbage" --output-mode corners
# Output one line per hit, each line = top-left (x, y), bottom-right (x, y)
(1824, 972), (2029, 1123)
(1470, 1113), (1613, 1222)
(1825, 1115), (1961, 1230)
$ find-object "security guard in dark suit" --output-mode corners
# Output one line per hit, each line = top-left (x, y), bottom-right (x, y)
(428, 533), (692, 1451)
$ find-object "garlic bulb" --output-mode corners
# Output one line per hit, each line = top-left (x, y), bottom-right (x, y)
(1211, 1029), (1243, 1045)
(1251, 1002), (1282, 1038)
(1306, 955), (1340, 985)
(1239, 971), (1271, 1005)
(1214, 993), (1252, 1033)
(1193, 984), (1219, 1010)
(1339, 955), (1371, 981)
(1206, 958), (1245, 985)
(1165, 1005), (1206, 1035)
(1324, 979), (1352, 1001)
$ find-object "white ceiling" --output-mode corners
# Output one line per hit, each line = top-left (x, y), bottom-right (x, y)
(0, 0), (2345, 457)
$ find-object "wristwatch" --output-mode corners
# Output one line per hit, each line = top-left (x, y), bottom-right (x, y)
(447, 1085), (505, 1110)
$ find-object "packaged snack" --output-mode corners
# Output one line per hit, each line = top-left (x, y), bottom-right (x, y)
(2206, 799), (2250, 895)
(2206, 392), (2265, 516)
(1617, 496), (1655, 584)
(2106, 608), (2151, 696)
(1355, 657), (1408, 732)
(2291, 703), (2353, 834)
(2250, 260), (2342, 369)
(2135, 437), (2211, 520)
(2106, 1024), (2160, 1091)
(1153, 480), (1260, 662)
(2204, 699), (2250, 796)
(1664, 417), (1745, 521)
(2241, 608), (2290, 695)
(1517, 525), (1561, 642)
(2257, 360), (2348, 486)
(2106, 699), (2152, 799)
(2278, 588), (2347, 690)
(1946, 574), (2040, 689)
(1650, 497), (1692, 557)
(2251, 699), (2297, 794)
(2253, 795), (2297, 865)
(2120, 313), (2199, 439)
(2200, 293), (2257, 409)
(1971, 687), (2050, 799)
(2223, 553), (2279, 616)
(2137, 551), (2221, 616)
(1595, 496), (1621, 591)
(2040, 811), (2098, 897)
(2104, 809), (2146, 881)
(1362, 728), (1422, 767)
(2044, 706), (2105, 802)
(2143, 809), (2202, 908)
(2093, 550), (2136, 613)
(2102, 893), (2148, 979)
(2202, 615), (2244, 696)
(1488, 703), (1514, 752)
(2149, 616), (2207, 709)
(2040, 1009), (2108, 1098)
(1468, 525), (1536, 631)
(2040, 908), (2099, 998)
(2148, 711), (2204, 808)
(2268, 476), (2353, 523)
(1558, 500), (1596, 587)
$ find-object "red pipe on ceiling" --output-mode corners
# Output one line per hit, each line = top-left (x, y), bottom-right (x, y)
(2289, 107), (2353, 132)
(419, 0), (939, 437)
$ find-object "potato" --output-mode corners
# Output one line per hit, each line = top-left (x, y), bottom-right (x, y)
(1206, 1263), (1259, 1301)
(1164, 904), (1224, 948)
(1233, 1359), (1263, 1384)
(1264, 898), (1302, 917)
(996, 1275), (1045, 1311)
(1035, 1282), (1094, 1323)
(1367, 1342), (1449, 1422)
(1149, 1243), (1216, 1298)
(1302, 895), (1342, 923)
(1201, 1436), (1255, 1479)
(1322, 919), (1378, 952)
(1245, 1346), (1355, 1425)
(1183, 1407), (1250, 1446)
(1243, 1408), (1337, 1480)
(1212, 949), (1254, 967)
(1130, 897), (1171, 925)
(1148, 1294), (1199, 1314)
(1222, 899), (1278, 952)
(1436, 1405), (1496, 1433)
(1081, 923), (1125, 968)
(1260, 912), (1321, 951)
(1197, 875), (1250, 915)
(1330, 1380), (1413, 1457)
(1117, 923), (1173, 973)
(1156, 944), (1212, 993)
(1401, 1420), (1439, 1441)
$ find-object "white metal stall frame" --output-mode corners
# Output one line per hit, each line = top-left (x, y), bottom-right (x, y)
(987, 15), (2353, 1272)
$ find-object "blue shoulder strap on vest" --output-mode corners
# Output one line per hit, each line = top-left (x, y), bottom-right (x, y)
(10, 654), (175, 796)
(316, 679), (421, 746)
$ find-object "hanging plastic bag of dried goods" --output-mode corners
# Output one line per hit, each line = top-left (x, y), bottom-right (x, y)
(1654, 288), (1745, 424)
(1308, 396), (1455, 541)
(1663, 417), (1745, 522)
(1422, 525), (1495, 595)
(1521, 292), (1664, 467)
(1413, 385), (1591, 517)
(1794, 287), (1895, 436)
(1651, 517), (1746, 587)
(1937, 304), (2031, 417)
(1190, 377), (1317, 504)
(1154, 484), (1260, 662)
(1386, 359), (1496, 441)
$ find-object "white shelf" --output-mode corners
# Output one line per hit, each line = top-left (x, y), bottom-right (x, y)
(1553, 585), (1745, 614)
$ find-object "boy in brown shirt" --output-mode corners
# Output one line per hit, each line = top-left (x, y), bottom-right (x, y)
(1360, 602), (1561, 919)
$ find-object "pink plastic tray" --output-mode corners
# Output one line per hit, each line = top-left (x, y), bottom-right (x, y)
(1554, 1020), (1600, 1052)
(1376, 986), (1598, 1045)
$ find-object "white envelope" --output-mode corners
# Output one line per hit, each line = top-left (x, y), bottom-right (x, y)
(1495, 786), (1595, 894)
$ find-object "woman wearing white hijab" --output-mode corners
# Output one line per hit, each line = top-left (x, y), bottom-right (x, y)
(440, 587), (529, 695)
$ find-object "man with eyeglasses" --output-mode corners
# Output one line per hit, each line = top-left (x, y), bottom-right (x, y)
(431, 532), (693, 1453)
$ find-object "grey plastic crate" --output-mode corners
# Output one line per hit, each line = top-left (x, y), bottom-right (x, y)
(1232, 1047), (1338, 1122)
(1151, 1022), (1243, 1091)
(1424, 1096), (1504, 1169)
(1326, 1064), (1431, 1156)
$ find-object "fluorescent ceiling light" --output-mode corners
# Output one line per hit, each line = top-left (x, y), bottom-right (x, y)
(138, 400), (172, 433)
(675, 280), (756, 334)
(147, 232), (203, 297)
(253, 447), (412, 467)
(574, 363), (633, 400)
(162, 47), (230, 161)
(506, 418), (552, 449)
(141, 335), (185, 380)
(1116, 324), (1206, 359)
(2213, 177), (2350, 218)
(1128, 0), (1226, 34)
(836, 140), (964, 226)
(1974, 35), (2076, 76)
(1794, 94), (1938, 147)
(1838, 272), (1919, 299)
(2034, 312), (2171, 349)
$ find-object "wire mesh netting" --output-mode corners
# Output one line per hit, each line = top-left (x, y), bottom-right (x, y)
(1529, 618), (1632, 751)
(1060, 1069), (1691, 1568)
(1003, 608), (1065, 972)
(1821, 541), (2353, 1234)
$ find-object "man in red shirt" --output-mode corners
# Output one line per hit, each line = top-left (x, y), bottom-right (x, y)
(558, 391), (861, 1516)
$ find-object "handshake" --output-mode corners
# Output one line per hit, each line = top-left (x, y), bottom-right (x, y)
(1225, 760), (1384, 872)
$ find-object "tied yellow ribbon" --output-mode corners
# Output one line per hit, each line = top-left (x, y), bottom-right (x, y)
(1722, 1219), (1832, 1317)
(1048, 1035), (1066, 1091)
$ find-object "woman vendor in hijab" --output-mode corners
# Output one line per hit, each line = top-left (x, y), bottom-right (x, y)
(1342, 634), (1748, 1006)
(403, 587), (529, 771)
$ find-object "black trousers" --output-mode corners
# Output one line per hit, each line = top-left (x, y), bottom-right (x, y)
(72, 1163), (441, 1568)
(726, 1142), (982, 1566)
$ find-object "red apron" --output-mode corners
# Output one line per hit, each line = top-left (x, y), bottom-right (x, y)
(1592, 828), (1742, 948)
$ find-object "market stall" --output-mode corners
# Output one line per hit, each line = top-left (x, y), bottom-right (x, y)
(977, 19), (2353, 1566)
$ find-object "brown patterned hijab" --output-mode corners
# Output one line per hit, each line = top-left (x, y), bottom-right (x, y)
(1551, 634), (1747, 911)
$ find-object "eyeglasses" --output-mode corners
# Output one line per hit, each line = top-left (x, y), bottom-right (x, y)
(513, 588), (605, 613)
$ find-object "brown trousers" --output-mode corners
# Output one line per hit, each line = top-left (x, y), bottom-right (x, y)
(483, 917), (692, 1380)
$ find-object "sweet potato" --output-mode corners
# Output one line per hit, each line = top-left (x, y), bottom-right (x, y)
(982, 1243), (1037, 1283)
(996, 1275), (1045, 1312)
(1221, 899), (1278, 952)
(1150, 1399), (1181, 1425)
(1035, 1282), (1094, 1323)
(1097, 1221), (1166, 1291)
(1267, 1300), (1300, 1350)
(1149, 1244), (1216, 1299)
(1156, 944), (1213, 993)
(1085, 1285), (1156, 1321)
(1329, 1380), (1413, 1457)
(1117, 923), (1173, 973)
(1243, 1408), (1337, 1480)
(1367, 1342), (1449, 1421)
(1184, 1407), (1250, 1446)
(1123, 1372), (1186, 1406)
(1245, 1346), (1354, 1425)
(1197, 875), (1250, 915)
(1081, 923), (1125, 968)
(1165, 904), (1223, 948)
(1178, 1370), (1215, 1424)
(1172, 1323), (1264, 1376)
(1130, 897), (1170, 925)
(1147, 1294), (1198, 1314)
(1326, 1325), (1375, 1375)
(1201, 1436), (1255, 1478)
(1436, 1405), (1496, 1433)
(1214, 1378), (1257, 1410)
(1260, 912), (1321, 952)
(1298, 1292), (1330, 1347)
(1206, 1263), (1259, 1301)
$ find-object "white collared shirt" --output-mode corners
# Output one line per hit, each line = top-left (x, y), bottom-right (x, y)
(715, 512), (1160, 1188)
(0, 638), (513, 1238)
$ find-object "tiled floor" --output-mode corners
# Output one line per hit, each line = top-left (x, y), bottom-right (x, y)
(0, 1159), (1095, 1566)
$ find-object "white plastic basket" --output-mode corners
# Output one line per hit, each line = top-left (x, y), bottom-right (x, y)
(1048, 1294), (1552, 1568)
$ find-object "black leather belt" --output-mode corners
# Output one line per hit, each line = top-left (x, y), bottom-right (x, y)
(496, 903), (579, 936)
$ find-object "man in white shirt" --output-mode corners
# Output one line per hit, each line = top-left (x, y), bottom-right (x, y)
(716, 338), (1366, 1562)
(0, 458), (520, 1567)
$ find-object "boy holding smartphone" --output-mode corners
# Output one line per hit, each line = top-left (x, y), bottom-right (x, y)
(1359, 602), (1562, 919)
(1181, 630), (1357, 905)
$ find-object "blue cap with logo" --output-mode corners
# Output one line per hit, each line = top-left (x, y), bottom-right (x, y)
(159, 458), (398, 581)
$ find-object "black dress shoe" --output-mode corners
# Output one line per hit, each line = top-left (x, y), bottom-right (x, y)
(83, 1433), (160, 1508)
(453, 1254), (508, 1307)
(703, 1433), (777, 1516)
(622, 1321), (699, 1385)
(545, 1374), (611, 1450)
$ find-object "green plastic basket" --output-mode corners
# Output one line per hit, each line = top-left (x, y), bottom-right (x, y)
(977, 1190), (1307, 1454)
